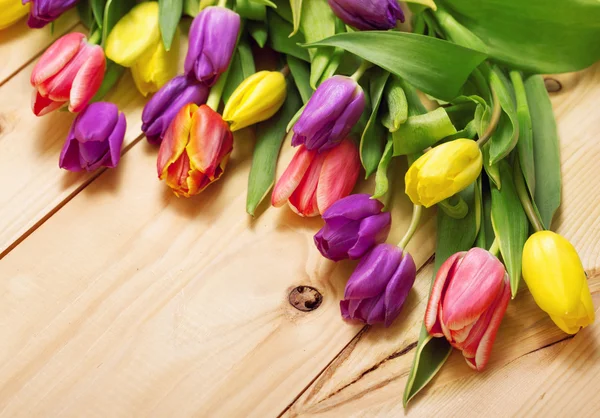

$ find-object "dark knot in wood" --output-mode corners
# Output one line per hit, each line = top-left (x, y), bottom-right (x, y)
(289, 286), (323, 312)
(544, 78), (562, 93)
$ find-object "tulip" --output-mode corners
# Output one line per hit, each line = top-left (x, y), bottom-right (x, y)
(522, 231), (595, 334)
(327, 0), (405, 31)
(314, 194), (391, 261)
(59, 102), (126, 172)
(22, 0), (78, 29)
(157, 103), (233, 197)
(272, 139), (360, 217)
(223, 71), (287, 132)
(185, 6), (241, 86)
(340, 244), (416, 326)
(0, 0), (29, 29)
(142, 75), (209, 145)
(405, 139), (482, 207)
(425, 248), (511, 371)
(30, 32), (106, 116)
(292, 75), (365, 152)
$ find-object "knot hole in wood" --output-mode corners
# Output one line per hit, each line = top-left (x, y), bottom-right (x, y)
(289, 286), (323, 312)
(544, 78), (562, 93)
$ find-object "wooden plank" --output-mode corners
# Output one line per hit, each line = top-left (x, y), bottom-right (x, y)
(0, 11), (79, 84)
(283, 62), (600, 417)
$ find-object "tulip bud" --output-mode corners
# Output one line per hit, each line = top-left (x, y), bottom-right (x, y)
(30, 32), (106, 116)
(314, 194), (391, 261)
(142, 75), (209, 145)
(292, 75), (365, 152)
(425, 248), (510, 371)
(22, 0), (78, 29)
(327, 0), (405, 31)
(522, 231), (595, 334)
(185, 6), (241, 86)
(157, 104), (233, 197)
(341, 244), (416, 327)
(59, 102), (126, 172)
(272, 139), (360, 217)
(0, 0), (29, 29)
(223, 71), (287, 132)
(405, 139), (482, 207)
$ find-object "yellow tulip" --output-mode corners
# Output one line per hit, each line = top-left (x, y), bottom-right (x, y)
(105, 1), (161, 68)
(405, 139), (482, 207)
(131, 28), (180, 96)
(223, 71), (287, 131)
(522, 231), (595, 334)
(0, 0), (29, 30)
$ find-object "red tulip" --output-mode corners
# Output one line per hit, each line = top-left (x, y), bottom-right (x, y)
(271, 139), (360, 217)
(424, 248), (510, 371)
(30, 32), (106, 116)
(157, 104), (233, 197)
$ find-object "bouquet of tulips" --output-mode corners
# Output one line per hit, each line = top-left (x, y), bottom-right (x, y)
(4, 0), (600, 406)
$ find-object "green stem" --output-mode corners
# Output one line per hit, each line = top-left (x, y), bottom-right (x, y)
(350, 60), (371, 82)
(88, 29), (102, 45)
(488, 238), (500, 256)
(438, 196), (468, 219)
(206, 66), (230, 111)
(280, 64), (290, 78)
(217, 0), (227, 8)
(476, 86), (501, 148)
(514, 158), (545, 232)
(398, 205), (422, 249)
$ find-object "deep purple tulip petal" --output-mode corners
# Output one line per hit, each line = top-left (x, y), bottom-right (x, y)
(142, 76), (189, 126)
(366, 295), (386, 324)
(344, 244), (403, 300)
(74, 102), (118, 143)
(322, 193), (383, 221)
(25, 0), (79, 28)
(383, 252), (417, 327)
(327, 0), (405, 31)
(315, 221), (361, 261)
(107, 112), (127, 168)
(59, 131), (82, 172)
(347, 212), (392, 259)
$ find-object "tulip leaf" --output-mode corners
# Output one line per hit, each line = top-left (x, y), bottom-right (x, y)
(475, 101), (501, 189)
(373, 137), (394, 200)
(102, 0), (136, 44)
(525, 75), (561, 230)
(399, 78), (428, 117)
(91, 0), (107, 28)
(392, 108), (457, 156)
(509, 71), (535, 197)
(235, 0), (267, 21)
(248, 21), (268, 48)
(183, 0), (199, 17)
(361, 69), (390, 178)
(381, 76), (408, 133)
(404, 183), (478, 406)
(250, 0), (277, 7)
(91, 59), (125, 102)
(247, 82), (303, 216)
(289, 0), (302, 35)
(267, 10), (309, 62)
(77, 1), (95, 30)
(158, 0), (183, 50)
(223, 38), (256, 103)
(435, 0), (600, 74)
(286, 55), (312, 104)
(491, 161), (528, 297)
(307, 31), (487, 101)
(488, 67), (519, 165)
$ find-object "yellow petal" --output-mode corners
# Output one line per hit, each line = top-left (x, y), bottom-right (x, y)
(130, 30), (180, 96)
(105, 2), (161, 68)
(0, 0), (29, 30)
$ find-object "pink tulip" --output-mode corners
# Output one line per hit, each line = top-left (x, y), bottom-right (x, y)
(424, 248), (511, 371)
(272, 139), (360, 217)
(30, 32), (106, 116)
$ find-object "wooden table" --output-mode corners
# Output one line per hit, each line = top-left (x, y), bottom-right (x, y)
(1, 13), (599, 418)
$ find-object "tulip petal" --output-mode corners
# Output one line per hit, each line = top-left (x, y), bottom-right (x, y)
(322, 193), (384, 221)
(73, 102), (119, 143)
(384, 251), (417, 327)
(316, 139), (360, 213)
(289, 153), (327, 217)
(107, 113), (127, 168)
(314, 220), (361, 261)
(271, 145), (316, 207)
(157, 104), (196, 178)
(68, 45), (106, 113)
(31, 32), (84, 87)
(31, 90), (65, 116)
(59, 129), (82, 172)
(347, 212), (392, 260)
(344, 244), (403, 300)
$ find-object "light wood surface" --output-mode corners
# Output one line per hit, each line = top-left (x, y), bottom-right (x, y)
(0, 21), (599, 418)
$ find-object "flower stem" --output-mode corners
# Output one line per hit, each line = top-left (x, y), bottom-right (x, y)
(350, 60), (372, 82)
(206, 67), (230, 111)
(489, 238), (500, 256)
(88, 29), (102, 45)
(476, 86), (502, 148)
(514, 158), (545, 232)
(438, 196), (468, 219)
(280, 64), (290, 78)
(398, 205), (422, 249)
(218, 0), (228, 8)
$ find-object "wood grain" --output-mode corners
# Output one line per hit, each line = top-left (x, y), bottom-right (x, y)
(283, 63), (600, 418)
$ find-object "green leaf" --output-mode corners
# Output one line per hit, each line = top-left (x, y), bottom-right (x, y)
(509, 70), (535, 197)
(491, 161), (528, 297)
(91, 60), (125, 102)
(381, 76), (408, 132)
(91, 0), (107, 28)
(360, 69), (390, 178)
(392, 107), (457, 156)
(481, 143), (500, 189)
(159, 0), (183, 50)
(267, 10), (309, 61)
(248, 20), (268, 47)
(223, 39), (256, 104)
(236, 0), (266, 20)
(77, 1), (95, 29)
(290, 0), (302, 35)
(307, 31), (487, 101)
(286, 55), (312, 104)
(373, 137), (394, 200)
(183, 0), (200, 16)
(399, 78), (427, 117)
(404, 184), (478, 406)
(247, 82), (303, 216)
(525, 75), (561, 230)
(436, 0), (600, 73)
(102, 0), (136, 44)
(488, 67), (519, 164)
(251, 0), (276, 7)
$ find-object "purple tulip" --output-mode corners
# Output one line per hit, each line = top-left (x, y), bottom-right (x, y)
(292, 76), (365, 152)
(59, 102), (126, 172)
(142, 75), (209, 145)
(23, 0), (80, 29)
(327, 0), (405, 31)
(185, 6), (241, 86)
(315, 194), (391, 261)
(340, 244), (416, 327)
